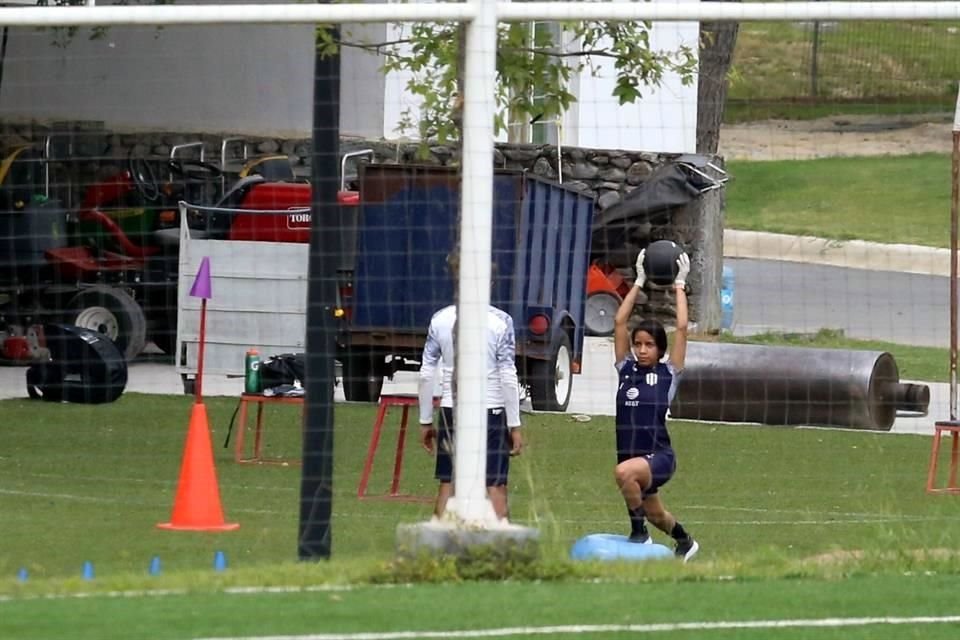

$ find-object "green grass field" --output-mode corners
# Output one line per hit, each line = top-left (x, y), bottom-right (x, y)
(6, 21), (960, 636)
(725, 154), (951, 247)
(727, 20), (960, 122)
(7, 577), (960, 640)
(3, 389), (960, 638)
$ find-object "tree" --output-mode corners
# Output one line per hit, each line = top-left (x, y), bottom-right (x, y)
(35, 0), (174, 48)
(696, 2), (741, 154)
(320, 20), (697, 145)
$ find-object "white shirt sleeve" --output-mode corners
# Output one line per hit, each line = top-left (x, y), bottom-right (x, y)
(496, 316), (522, 428)
(666, 360), (682, 405)
(418, 319), (442, 425)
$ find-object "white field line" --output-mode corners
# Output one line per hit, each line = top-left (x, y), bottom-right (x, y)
(195, 615), (960, 640)
(0, 474), (917, 517)
(3, 487), (959, 525)
(0, 470), (928, 519)
(0, 488), (277, 515)
(0, 584), (358, 604)
(3, 581), (958, 639)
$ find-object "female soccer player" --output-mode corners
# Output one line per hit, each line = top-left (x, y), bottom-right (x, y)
(612, 248), (699, 562)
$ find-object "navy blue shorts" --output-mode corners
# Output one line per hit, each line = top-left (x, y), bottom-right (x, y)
(435, 407), (510, 486)
(616, 447), (676, 495)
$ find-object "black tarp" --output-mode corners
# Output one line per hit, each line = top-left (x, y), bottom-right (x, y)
(591, 162), (716, 267)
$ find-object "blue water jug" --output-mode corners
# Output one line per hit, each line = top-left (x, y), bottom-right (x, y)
(721, 265), (735, 331)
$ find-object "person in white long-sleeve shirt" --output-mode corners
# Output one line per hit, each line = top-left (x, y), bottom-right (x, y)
(418, 302), (523, 520)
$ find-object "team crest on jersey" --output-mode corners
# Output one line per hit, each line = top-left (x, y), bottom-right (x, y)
(625, 387), (639, 400)
(645, 372), (659, 386)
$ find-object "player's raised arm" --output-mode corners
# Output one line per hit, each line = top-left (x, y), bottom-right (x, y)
(615, 249), (646, 364)
(670, 253), (690, 372)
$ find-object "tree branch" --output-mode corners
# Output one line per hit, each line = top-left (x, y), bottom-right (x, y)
(336, 37), (414, 54)
(509, 46), (622, 60)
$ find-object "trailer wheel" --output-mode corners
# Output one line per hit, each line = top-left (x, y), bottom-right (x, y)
(68, 286), (147, 361)
(529, 332), (573, 412)
(584, 292), (621, 337)
(341, 353), (384, 402)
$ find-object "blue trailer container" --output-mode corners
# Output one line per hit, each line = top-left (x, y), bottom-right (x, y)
(340, 164), (594, 411)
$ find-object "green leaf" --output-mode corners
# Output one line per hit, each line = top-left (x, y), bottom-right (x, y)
(352, 19), (697, 144)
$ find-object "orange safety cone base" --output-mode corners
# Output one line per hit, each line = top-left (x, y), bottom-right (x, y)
(156, 522), (240, 532)
(157, 402), (239, 532)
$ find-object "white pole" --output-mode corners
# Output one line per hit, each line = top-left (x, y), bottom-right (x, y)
(448, 0), (498, 526)
(556, 118), (563, 184)
(0, 4), (475, 27)
(950, 84), (960, 421)
(498, 2), (960, 22)
(2, 3), (960, 29)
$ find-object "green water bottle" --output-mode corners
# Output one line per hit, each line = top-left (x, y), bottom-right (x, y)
(244, 348), (261, 394)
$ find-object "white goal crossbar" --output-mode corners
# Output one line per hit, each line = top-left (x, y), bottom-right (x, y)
(0, 2), (959, 28)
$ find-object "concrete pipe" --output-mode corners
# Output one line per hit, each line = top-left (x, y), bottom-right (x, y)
(670, 342), (930, 431)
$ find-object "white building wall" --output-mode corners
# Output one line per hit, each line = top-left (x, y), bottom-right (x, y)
(380, 0), (700, 154)
(0, 1), (698, 153)
(0, 0), (386, 139)
(569, 0), (700, 153)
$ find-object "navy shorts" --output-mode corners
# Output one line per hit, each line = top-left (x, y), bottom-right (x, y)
(616, 447), (676, 495)
(435, 407), (510, 486)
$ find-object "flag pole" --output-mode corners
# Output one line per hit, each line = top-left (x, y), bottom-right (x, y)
(189, 257), (213, 403)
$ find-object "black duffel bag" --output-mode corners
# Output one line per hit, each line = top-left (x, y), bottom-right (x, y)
(259, 352), (305, 390)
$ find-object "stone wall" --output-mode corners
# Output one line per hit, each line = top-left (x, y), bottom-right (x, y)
(0, 121), (725, 330)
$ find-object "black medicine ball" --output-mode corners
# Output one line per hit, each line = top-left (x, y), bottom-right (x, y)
(643, 240), (684, 286)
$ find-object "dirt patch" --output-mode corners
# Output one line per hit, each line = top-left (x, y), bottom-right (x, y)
(718, 113), (956, 161)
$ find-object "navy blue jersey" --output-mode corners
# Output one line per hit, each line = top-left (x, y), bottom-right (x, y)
(614, 357), (679, 456)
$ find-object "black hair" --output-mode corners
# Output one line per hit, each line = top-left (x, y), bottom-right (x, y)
(447, 251), (460, 280)
(631, 319), (668, 360)
(446, 251), (498, 284)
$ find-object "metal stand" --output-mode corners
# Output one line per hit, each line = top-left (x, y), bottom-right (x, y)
(357, 394), (433, 502)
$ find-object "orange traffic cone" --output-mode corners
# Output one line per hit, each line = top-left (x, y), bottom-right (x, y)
(157, 402), (239, 531)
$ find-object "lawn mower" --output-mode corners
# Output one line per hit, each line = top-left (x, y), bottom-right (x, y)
(0, 137), (321, 363)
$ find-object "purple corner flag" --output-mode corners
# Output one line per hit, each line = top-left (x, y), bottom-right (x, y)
(189, 257), (212, 299)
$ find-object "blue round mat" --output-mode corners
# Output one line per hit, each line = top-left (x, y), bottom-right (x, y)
(570, 533), (674, 562)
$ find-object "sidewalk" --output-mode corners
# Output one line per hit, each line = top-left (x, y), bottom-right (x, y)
(724, 229), (949, 276)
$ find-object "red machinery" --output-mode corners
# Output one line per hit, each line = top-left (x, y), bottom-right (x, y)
(223, 181), (358, 243)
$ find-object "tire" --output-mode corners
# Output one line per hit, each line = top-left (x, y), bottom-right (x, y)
(341, 352), (384, 402)
(584, 292), (621, 337)
(529, 332), (573, 412)
(67, 286), (147, 361)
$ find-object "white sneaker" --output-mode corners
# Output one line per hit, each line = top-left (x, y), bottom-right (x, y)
(629, 533), (654, 545)
(675, 537), (699, 562)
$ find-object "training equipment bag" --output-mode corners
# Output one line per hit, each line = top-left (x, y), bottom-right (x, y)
(259, 352), (305, 391)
